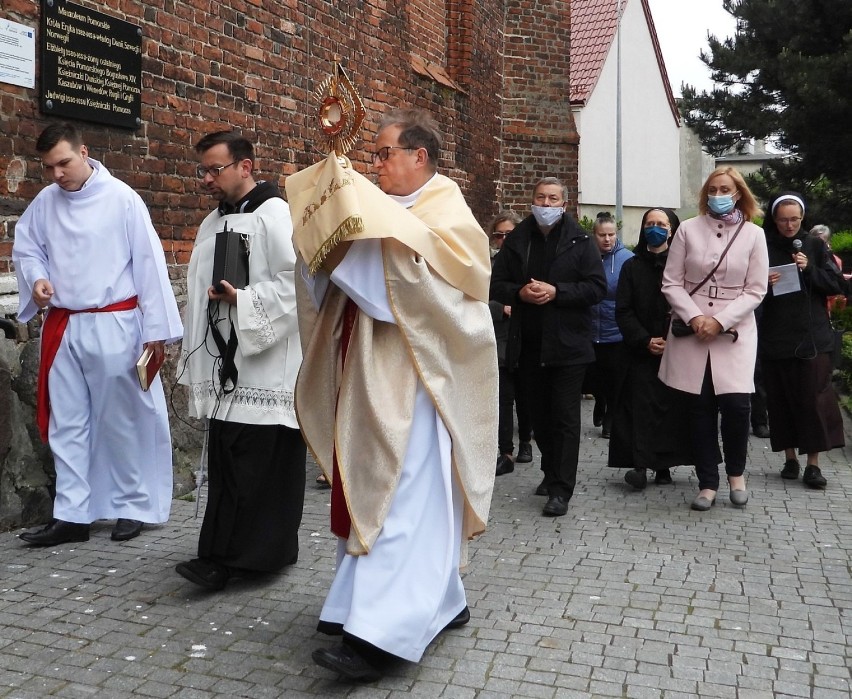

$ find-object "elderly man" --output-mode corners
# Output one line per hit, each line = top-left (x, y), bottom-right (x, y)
(286, 108), (497, 681)
(175, 130), (305, 591)
(14, 122), (182, 546)
(491, 178), (606, 517)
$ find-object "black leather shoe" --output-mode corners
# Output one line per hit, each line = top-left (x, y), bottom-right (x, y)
(654, 468), (673, 485)
(542, 495), (568, 517)
(781, 459), (800, 479)
(444, 606), (470, 631)
(802, 465), (827, 489)
(495, 454), (515, 476)
(600, 426), (611, 439)
(624, 468), (647, 490)
(752, 424), (770, 438)
(312, 644), (381, 682)
(19, 519), (89, 546)
(535, 477), (548, 496)
(175, 558), (230, 591)
(111, 519), (143, 542)
(516, 442), (533, 463)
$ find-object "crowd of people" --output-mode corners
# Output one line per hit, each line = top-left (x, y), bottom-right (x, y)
(10, 115), (848, 684)
(488, 166), (848, 512)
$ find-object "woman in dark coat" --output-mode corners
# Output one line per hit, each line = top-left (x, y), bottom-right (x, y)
(759, 192), (847, 488)
(608, 208), (704, 489)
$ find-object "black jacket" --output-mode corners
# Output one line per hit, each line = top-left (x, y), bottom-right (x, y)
(490, 214), (606, 367)
(759, 230), (847, 360)
(615, 246), (671, 360)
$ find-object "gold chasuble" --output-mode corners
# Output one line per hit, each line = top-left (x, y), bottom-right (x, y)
(287, 154), (497, 563)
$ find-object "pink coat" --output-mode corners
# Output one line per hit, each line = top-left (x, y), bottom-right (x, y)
(659, 215), (769, 395)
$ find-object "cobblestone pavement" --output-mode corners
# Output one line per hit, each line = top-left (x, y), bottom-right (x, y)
(1, 399), (851, 698)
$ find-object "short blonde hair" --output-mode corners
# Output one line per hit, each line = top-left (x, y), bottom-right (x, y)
(487, 210), (521, 235)
(698, 166), (762, 220)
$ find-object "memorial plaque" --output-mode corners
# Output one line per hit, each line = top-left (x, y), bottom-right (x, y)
(40, 0), (142, 129)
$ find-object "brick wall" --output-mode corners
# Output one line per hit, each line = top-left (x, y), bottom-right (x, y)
(501, 0), (579, 218)
(0, 0), (578, 265)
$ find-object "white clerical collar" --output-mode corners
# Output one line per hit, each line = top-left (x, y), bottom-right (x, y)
(387, 173), (436, 209)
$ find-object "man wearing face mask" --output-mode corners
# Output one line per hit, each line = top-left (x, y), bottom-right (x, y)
(491, 178), (606, 516)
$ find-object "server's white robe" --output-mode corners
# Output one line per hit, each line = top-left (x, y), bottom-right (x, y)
(308, 239), (466, 662)
(13, 159), (183, 524)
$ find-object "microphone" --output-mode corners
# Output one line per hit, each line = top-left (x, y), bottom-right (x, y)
(792, 239), (802, 252)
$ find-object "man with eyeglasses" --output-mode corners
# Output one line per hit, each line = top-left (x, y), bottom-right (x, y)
(175, 130), (306, 591)
(14, 122), (183, 547)
(287, 108), (497, 681)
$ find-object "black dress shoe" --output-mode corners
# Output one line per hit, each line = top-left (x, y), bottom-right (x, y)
(600, 427), (610, 439)
(312, 643), (381, 682)
(444, 605), (470, 631)
(803, 465), (827, 489)
(111, 519), (143, 542)
(516, 442), (533, 463)
(542, 495), (568, 517)
(495, 454), (514, 476)
(624, 468), (647, 490)
(654, 468), (673, 485)
(535, 477), (548, 496)
(19, 519), (90, 546)
(781, 459), (800, 479)
(752, 424), (771, 438)
(175, 558), (230, 591)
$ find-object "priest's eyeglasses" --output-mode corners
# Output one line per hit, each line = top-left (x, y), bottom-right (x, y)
(196, 160), (240, 178)
(371, 146), (415, 164)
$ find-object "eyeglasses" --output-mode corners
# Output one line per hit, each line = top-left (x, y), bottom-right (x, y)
(197, 160), (240, 178)
(491, 233), (508, 240)
(371, 146), (415, 164)
(775, 217), (802, 226)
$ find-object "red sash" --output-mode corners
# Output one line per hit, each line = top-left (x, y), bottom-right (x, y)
(330, 298), (358, 539)
(37, 296), (138, 443)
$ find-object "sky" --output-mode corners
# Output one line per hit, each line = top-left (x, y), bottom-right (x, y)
(645, 0), (737, 96)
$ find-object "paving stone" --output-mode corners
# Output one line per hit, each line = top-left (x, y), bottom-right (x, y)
(1, 400), (850, 695)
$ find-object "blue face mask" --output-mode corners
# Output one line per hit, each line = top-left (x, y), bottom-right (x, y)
(708, 194), (736, 215)
(644, 225), (668, 248)
(531, 205), (564, 228)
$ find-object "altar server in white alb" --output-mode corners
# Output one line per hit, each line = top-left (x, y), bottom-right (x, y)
(14, 122), (183, 547)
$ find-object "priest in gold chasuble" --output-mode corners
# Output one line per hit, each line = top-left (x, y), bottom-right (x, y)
(286, 106), (497, 679)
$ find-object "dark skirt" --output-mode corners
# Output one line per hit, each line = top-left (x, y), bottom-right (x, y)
(763, 353), (845, 455)
(608, 356), (697, 470)
(199, 420), (307, 572)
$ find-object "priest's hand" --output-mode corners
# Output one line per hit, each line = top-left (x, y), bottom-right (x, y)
(208, 280), (238, 305)
(33, 279), (54, 309)
(144, 340), (165, 365)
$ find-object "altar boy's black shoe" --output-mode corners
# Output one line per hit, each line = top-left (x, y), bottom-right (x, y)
(111, 519), (143, 541)
(20, 519), (90, 546)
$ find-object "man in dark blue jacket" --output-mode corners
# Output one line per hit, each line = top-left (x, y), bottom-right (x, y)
(491, 178), (606, 516)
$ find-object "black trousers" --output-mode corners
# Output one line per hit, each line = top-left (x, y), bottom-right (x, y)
(690, 361), (750, 491)
(200, 420), (307, 571)
(590, 342), (628, 431)
(519, 353), (587, 499)
(497, 366), (532, 455)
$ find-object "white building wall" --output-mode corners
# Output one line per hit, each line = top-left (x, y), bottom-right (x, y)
(576, 0), (681, 242)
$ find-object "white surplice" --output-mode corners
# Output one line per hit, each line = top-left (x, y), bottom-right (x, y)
(13, 160), (183, 524)
(308, 238), (466, 662)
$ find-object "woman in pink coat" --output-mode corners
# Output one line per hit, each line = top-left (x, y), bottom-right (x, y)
(659, 167), (769, 511)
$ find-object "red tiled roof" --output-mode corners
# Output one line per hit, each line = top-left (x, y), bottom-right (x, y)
(570, 0), (680, 124)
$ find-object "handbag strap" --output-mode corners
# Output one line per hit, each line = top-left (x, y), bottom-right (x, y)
(688, 217), (747, 296)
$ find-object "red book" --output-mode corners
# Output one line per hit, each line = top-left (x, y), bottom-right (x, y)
(135, 347), (164, 391)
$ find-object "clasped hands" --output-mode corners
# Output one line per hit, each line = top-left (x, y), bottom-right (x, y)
(519, 278), (556, 305)
(689, 314), (724, 341)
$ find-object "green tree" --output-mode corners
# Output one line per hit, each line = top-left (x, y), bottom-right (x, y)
(680, 0), (852, 225)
